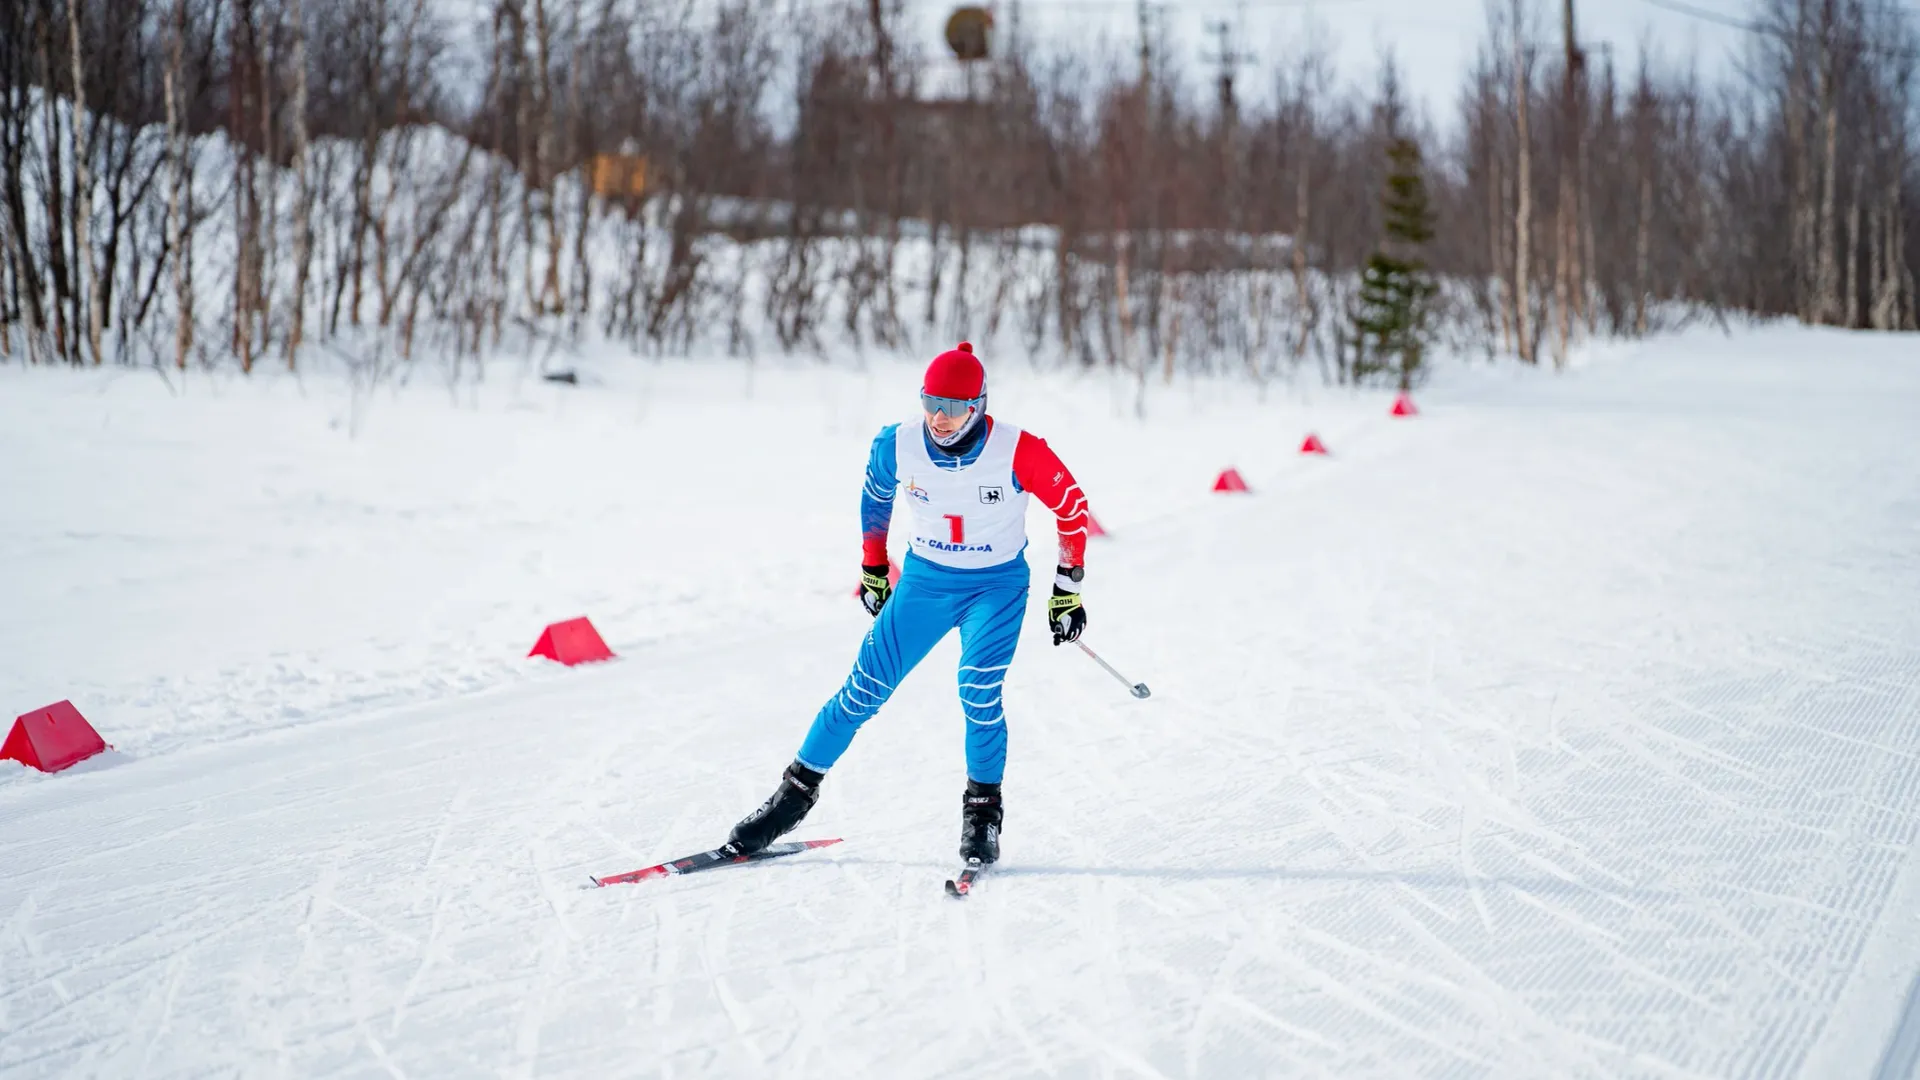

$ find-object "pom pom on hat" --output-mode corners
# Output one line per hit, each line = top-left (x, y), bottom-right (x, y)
(923, 342), (985, 399)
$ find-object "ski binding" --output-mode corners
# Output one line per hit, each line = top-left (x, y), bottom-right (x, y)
(944, 858), (987, 898)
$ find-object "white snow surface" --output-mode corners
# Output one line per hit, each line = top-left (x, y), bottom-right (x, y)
(3, 327), (1920, 1078)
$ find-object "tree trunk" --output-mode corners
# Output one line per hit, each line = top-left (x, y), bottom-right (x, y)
(1054, 226), (1075, 356)
(1163, 275), (1181, 384)
(486, 5), (508, 345)
(1870, 200), (1889, 329)
(1552, 0), (1579, 368)
(511, 0), (537, 315)
(1635, 148), (1652, 335)
(1814, 2), (1841, 324)
(1513, 0), (1535, 365)
(36, 12), (72, 363)
(258, 10), (277, 360)
(1844, 158), (1862, 328)
(1292, 119), (1313, 360)
(288, 0), (311, 368)
(232, 0), (259, 372)
(166, 0), (192, 370)
(567, 0), (592, 335)
(1898, 196), (1918, 330)
(348, 0), (385, 330)
(533, 0), (560, 315)
(1788, 0), (1813, 320)
(68, 0), (103, 364)
(0, 181), (44, 363)
(1579, 76), (1597, 333)
(1491, 123), (1512, 353)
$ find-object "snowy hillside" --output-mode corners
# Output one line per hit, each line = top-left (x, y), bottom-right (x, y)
(3, 327), (1919, 1078)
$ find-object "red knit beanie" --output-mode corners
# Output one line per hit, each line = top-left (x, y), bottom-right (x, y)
(922, 342), (985, 399)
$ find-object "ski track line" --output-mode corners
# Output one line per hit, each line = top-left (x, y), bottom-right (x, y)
(0, 885), (307, 1060)
(1179, 936), (1237, 1078)
(1116, 879), (1472, 1071)
(0, 889), (240, 1012)
(127, 948), (188, 1079)
(387, 887), (452, 1039)
(1872, 973), (1920, 1080)
(509, 917), (567, 1080)
(383, 784), (478, 1038)
(976, 890), (1062, 1079)
(356, 1019), (409, 1080)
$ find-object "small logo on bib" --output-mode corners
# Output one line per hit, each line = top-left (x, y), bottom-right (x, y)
(979, 486), (1005, 505)
(905, 478), (931, 503)
(926, 539), (994, 554)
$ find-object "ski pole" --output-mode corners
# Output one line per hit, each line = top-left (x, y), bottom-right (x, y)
(1077, 641), (1151, 699)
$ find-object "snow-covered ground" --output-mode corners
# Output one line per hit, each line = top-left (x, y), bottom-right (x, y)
(3, 327), (1918, 1078)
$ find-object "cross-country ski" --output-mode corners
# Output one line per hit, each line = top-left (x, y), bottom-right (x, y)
(589, 838), (844, 887)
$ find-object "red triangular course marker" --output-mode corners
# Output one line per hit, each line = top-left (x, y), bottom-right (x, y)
(1299, 433), (1329, 455)
(853, 559), (902, 599)
(3, 701), (108, 773)
(529, 616), (615, 666)
(1213, 468), (1250, 492)
(1086, 513), (1108, 538)
(1390, 393), (1419, 417)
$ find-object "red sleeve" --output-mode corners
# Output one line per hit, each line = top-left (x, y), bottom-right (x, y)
(1012, 431), (1089, 568)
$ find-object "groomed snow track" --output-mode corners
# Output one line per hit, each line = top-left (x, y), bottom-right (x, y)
(3, 330), (1918, 1078)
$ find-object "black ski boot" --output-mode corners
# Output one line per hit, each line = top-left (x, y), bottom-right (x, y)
(726, 762), (824, 855)
(958, 780), (1003, 864)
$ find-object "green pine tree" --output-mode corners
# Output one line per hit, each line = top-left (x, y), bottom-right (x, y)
(1353, 136), (1438, 390)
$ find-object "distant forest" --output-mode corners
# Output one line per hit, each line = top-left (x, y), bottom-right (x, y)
(1, 0), (1914, 383)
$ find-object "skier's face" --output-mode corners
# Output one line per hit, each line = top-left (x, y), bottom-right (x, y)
(926, 407), (973, 439)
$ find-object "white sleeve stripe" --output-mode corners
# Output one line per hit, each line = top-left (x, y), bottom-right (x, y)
(1045, 486), (1086, 513)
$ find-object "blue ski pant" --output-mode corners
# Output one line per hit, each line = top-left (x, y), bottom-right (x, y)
(797, 554), (1030, 784)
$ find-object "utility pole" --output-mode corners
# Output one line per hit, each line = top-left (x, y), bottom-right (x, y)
(1136, 0), (1153, 88)
(1203, 14), (1254, 246)
(1203, 17), (1254, 126)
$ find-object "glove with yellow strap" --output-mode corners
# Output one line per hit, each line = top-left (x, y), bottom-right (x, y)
(858, 564), (894, 617)
(1047, 564), (1088, 645)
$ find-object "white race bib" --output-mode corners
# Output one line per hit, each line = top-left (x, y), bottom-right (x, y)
(895, 419), (1029, 569)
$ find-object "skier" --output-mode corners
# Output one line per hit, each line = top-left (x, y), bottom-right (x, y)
(724, 342), (1092, 867)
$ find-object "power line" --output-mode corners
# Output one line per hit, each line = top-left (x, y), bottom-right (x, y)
(1642, 0), (1920, 30)
(1640, 0), (1920, 61)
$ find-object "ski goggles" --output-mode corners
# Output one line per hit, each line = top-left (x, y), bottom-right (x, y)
(920, 392), (983, 418)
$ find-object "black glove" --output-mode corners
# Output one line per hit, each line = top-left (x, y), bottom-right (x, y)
(858, 564), (893, 617)
(1047, 565), (1087, 645)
